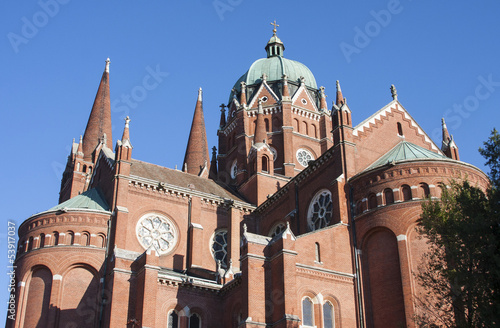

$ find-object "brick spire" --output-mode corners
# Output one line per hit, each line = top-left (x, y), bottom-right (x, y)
(82, 58), (113, 161)
(336, 80), (345, 106)
(183, 88), (210, 176)
(254, 99), (267, 144)
(240, 81), (247, 107)
(441, 118), (460, 160)
(441, 118), (450, 146)
(319, 86), (328, 110)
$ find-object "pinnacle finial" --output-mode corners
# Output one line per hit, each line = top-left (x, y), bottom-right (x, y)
(198, 87), (202, 101)
(212, 146), (217, 157)
(261, 73), (267, 82)
(336, 80), (341, 92)
(219, 104), (226, 112)
(270, 20), (279, 35)
(105, 58), (110, 73)
(125, 116), (130, 128)
(390, 84), (398, 100)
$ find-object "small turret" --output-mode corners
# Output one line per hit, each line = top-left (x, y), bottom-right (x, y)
(319, 86), (328, 111)
(254, 99), (268, 145)
(219, 104), (226, 128)
(240, 81), (247, 107)
(336, 80), (345, 106)
(441, 118), (460, 160)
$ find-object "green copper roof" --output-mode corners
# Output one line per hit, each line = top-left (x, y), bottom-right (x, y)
(368, 141), (447, 169)
(49, 188), (110, 212)
(230, 56), (317, 102)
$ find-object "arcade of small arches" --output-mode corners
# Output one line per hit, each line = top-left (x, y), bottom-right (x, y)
(354, 182), (445, 215)
(19, 230), (106, 254)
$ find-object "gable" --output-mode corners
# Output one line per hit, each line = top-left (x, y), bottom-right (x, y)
(352, 101), (443, 172)
(291, 85), (318, 112)
(247, 81), (280, 109)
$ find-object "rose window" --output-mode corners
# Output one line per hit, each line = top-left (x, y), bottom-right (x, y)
(136, 214), (177, 255)
(296, 149), (314, 167)
(211, 230), (228, 268)
(307, 190), (333, 231)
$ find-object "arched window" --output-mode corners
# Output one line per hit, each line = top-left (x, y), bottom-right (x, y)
(273, 117), (281, 132)
(82, 165), (87, 173)
(53, 232), (59, 246)
(67, 231), (75, 245)
(82, 232), (90, 246)
(28, 236), (34, 251)
(98, 234), (106, 248)
(307, 189), (333, 231)
(262, 155), (269, 173)
(269, 223), (286, 237)
(293, 118), (300, 132)
(368, 193), (377, 209)
(167, 310), (178, 328)
(315, 242), (321, 263)
(189, 313), (201, 328)
(311, 124), (317, 138)
(402, 185), (412, 201)
(39, 233), (45, 248)
(397, 122), (403, 136)
(302, 297), (314, 327)
(253, 120), (257, 135)
(302, 121), (308, 135)
(384, 188), (394, 205)
(323, 301), (335, 328)
(264, 118), (270, 132)
(420, 182), (430, 198)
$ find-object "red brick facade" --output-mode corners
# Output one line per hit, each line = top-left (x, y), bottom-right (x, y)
(10, 32), (489, 328)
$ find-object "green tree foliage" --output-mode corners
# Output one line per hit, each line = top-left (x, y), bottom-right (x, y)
(416, 129), (500, 327)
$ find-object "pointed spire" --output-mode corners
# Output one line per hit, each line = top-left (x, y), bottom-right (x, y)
(336, 80), (345, 106)
(319, 86), (328, 111)
(254, 99), (268, 144)
(240, 81), (247, 107)
(391, 84), (398, 101)
(183, 88), (210, 176)
(82, 58), (113, 161)
(76, 135), (84, 158)
(219, 104), (226, 128)
(282, 74), (290, 99)
(120, 116), (132, 149)
(441, 118), (459, 160)
(441, 118), (450, 145)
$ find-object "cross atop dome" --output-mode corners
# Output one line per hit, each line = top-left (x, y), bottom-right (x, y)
(271, 20), (279, 35)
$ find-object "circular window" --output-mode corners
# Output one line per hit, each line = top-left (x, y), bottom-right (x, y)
(296, 149), (314, 167)
(301, 98), (307, 105)
(307, 190), (333, 231)
(261, 96), (268, 102)
(136, 214), (177, 255)
(211, 230), (228, 268)
(230, 160), (238, 179)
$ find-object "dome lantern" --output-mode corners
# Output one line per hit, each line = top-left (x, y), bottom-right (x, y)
(265, 20), (285, 58)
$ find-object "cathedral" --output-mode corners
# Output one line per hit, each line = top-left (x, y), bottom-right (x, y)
(10, 25), (489, 328)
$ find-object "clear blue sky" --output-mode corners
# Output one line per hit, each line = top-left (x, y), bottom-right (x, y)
(1, 0), (500, 321)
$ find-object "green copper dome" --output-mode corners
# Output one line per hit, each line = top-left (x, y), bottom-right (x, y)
(229, 31), (318, 103)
